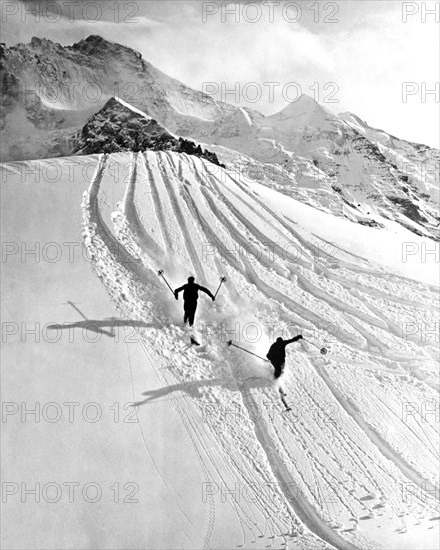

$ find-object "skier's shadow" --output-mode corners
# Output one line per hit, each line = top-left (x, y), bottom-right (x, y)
(134, 375), (275, 407)
(48, 301), (160, 338)
(47, 319), (156, 338)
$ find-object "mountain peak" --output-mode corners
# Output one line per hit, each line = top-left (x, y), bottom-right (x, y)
(267, 94), (336, 131)
(69, 34), (143, 59)
(71, 34), (113, 48)
(277, 94), (330, 118)
(109, 96), (153, 120)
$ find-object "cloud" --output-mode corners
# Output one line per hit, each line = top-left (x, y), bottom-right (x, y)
(0, 0), (160, 45)
(128, 3), (335, 106)
(325, 5), (439, 145)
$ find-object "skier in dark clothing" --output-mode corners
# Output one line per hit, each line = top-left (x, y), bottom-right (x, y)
(174, 276), (215, 327)
(266, 335), (303, 379)
(266, 335), (303, 411)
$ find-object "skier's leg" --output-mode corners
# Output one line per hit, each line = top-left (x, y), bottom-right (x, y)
(183, 302), (190, 324)
(280, 394), (291, 411)
(273, 362), (285, 379)
(188, 304), (197, 327)
(278, 385), (290, 410)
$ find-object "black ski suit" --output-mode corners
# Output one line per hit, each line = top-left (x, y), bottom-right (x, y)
(266, 336), (303, 379)
(174, 282), (215, 326)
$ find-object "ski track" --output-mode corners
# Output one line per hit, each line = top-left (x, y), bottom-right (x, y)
(308, 351), (439, 497)
(82, 153), (335, 550)
(124, 152), (165, 261)
(81, 152), (439, 550)
(83, 155), (215, 547)
(155, 154), (205, 279)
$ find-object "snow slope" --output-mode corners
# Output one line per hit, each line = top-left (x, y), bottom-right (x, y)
(2, 151), (439, 549)
(1, 157), (277, 549)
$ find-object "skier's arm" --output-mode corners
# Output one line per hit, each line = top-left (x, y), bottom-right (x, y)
(285, 335), (303, 345)
(174, 285), (185, 300)
(198, 285), (215, 301)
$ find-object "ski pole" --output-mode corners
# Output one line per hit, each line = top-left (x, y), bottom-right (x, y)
(214, 276), (226, 299)
(304, 338), (328, 355)
(157, 270), (175, 296)
(227, 340), (271, 363)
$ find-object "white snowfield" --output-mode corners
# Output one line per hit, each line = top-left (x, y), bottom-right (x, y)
(1, 152), (439, 550)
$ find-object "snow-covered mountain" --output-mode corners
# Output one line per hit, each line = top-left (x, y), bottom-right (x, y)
(0, 35), (233, 160)
(2, 33), (439, 550)
(73, 96), (224, 167)
(1, 36), (438, 239)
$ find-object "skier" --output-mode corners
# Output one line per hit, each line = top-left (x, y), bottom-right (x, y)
(266, 335), (303, 379)
(174, 276), (215, 327)
(266, 335), (303, 411)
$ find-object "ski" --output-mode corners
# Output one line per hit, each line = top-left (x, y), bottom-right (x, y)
(279, 386), (290, 411)
(190, 336), (200, 346)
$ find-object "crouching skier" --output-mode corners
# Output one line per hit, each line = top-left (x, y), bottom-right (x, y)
(266, 335), (303, 411)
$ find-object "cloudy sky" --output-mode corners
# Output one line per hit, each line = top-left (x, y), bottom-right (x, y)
(2, 0), (439, 146)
